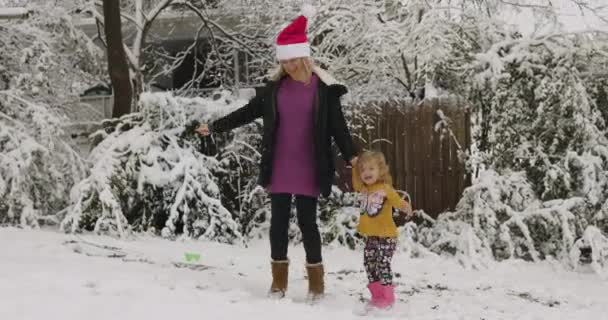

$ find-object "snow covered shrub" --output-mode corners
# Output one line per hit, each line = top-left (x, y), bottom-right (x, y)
(418, 171), (530, 266)
(470, 35), (608, 203)
(0, 94), (87, 227)
(0, 6), (102, 227)
(396, 210), (439, 259)
(318, 187), (363, 250)
(570, 226), (608, 278)
(209, 115), (266, 239)
(423, 32), (608, 270)
(587, 77), (608, 134)
(61, 92), (242, 243)
(397, 223), (428, 258)
(596, 199), (608, 235)
(420, 170), (608, 270)
(236, 186), (271, 240)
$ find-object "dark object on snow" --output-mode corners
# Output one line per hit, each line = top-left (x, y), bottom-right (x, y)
(172, 262), (213, 271)
(81, 83), (112, 96)
(579, 246), (592, 264)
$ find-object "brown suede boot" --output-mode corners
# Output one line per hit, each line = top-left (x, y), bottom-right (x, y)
(270, 260), (289, 298)
(306, 263), (324, 300)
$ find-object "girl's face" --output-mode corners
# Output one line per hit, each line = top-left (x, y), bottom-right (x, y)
(359, 160), (380, 185)
(280, 57), (305, 77)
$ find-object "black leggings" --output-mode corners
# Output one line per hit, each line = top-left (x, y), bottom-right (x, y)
(270, 194), (321, 264)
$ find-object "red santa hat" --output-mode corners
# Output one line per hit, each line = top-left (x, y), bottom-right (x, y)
(275, 5), (316, 60)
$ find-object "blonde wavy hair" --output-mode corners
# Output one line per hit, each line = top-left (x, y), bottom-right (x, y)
(358, 151), (393, 186)
(269, 57), (314, 83)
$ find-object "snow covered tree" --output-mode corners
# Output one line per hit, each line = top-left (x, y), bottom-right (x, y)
(0, 5), (104, 227)
(417, 22), (608, 272)
(61, 92), (244, 243)
(468, 32), (608, 201)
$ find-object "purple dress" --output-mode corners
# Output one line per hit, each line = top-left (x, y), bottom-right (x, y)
(269, 74), (320, 197)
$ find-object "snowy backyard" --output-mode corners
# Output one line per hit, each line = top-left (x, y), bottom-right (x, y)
(2, 1), (608, 320)
(2, 227), (606, 320)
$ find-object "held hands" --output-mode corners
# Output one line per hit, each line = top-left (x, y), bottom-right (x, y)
(195, 123), (210, 136)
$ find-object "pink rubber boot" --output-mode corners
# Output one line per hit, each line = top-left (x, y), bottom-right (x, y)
(367, 281), (384, 308)
(377, 285), (395, 308)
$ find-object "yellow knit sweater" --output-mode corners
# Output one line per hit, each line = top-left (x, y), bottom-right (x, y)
(352, 167), (406, 238)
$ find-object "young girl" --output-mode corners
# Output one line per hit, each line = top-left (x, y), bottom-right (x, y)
(352, 151), (412, 309)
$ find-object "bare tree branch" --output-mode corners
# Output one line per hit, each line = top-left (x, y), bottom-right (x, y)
(173, 0), (274, 65)
(401, 52), (412, 91)
(94, 16), (107, 48)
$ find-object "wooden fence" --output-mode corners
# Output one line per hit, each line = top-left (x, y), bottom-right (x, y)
(336, 98), (471, 218)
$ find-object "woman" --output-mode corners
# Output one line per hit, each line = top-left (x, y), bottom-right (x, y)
(196, 14), (357, 300)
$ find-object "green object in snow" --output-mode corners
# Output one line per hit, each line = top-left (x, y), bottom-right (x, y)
(184, 252), (201, 262)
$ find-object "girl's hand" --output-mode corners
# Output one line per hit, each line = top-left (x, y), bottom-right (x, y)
(401, 201), (413, 217)
(195, 123), (210, 136)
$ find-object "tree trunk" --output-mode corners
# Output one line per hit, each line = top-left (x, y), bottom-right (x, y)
(103, 0), (132, 118)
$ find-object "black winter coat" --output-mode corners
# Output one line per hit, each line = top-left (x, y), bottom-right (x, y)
(210, 67), (357, 197)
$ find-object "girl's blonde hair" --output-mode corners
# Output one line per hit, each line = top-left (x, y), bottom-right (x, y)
(358, 151), (393, 186)
(269, 57), (314, 83)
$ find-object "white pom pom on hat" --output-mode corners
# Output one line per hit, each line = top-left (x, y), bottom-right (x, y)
(301, 3), (316, 18)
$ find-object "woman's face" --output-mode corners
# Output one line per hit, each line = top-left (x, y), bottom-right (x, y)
(280, 57), (305, 77)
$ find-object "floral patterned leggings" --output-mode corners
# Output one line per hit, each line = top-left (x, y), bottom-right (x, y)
(364, 236), (398, 285)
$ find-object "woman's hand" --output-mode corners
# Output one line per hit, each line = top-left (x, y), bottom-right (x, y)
(350, 156), (358, 167)
(195, 123), (210, 136)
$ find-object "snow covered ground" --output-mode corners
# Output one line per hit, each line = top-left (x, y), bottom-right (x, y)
(1, 227), (606, 320)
